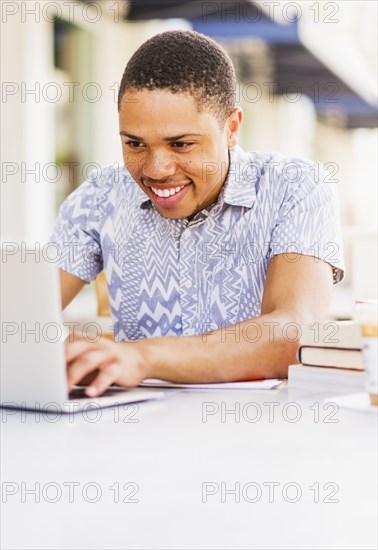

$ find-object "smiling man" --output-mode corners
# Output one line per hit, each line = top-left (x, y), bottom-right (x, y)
(119, 89), (230, 221)
(51, 30), (344, 396)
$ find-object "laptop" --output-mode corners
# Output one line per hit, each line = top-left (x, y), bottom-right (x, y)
(0, 246), (166, 413)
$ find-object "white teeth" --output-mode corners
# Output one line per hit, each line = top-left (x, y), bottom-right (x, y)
(151, 185), (185, 198)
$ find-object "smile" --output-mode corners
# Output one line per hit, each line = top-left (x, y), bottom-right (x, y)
(150, 186), (184, 198)
(144, 181), (192, 208)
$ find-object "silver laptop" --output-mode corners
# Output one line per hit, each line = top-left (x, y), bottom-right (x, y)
(0, 246), (166, 413)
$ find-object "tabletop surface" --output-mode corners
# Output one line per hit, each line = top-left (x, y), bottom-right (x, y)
(1, 384), (377, 550)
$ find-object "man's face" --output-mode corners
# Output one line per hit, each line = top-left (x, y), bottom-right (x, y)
(119, 89), (240, 220)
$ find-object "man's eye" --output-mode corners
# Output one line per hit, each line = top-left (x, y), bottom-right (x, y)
(172, 142), (193, 149)
(125, 141), (145, 148)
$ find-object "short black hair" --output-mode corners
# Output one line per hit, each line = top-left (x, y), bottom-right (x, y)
(118, 30), (236, 126)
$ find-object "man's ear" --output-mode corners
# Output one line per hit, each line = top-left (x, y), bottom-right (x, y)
(226, 108), (243, 147)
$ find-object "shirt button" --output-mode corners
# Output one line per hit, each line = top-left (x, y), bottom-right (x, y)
(183, 280), (192, 289)
(186, 328), (196, 336)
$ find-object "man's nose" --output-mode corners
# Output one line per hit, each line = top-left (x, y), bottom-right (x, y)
(142, 151), (176, 181)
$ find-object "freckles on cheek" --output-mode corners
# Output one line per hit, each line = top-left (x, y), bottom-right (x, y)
(125, 158), (142, 179)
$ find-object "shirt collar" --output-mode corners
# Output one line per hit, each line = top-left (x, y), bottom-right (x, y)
(133, 144), (260, 211)
(221, 145), (258, 209)
(134, 183), (151, 209)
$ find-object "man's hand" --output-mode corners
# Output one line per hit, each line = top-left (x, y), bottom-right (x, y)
(65, 333), (148, 396)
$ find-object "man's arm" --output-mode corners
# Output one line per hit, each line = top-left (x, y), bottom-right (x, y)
(140, 253), (333, 382)
(59, 269), (87, 310)
(65, 254), (333, 395)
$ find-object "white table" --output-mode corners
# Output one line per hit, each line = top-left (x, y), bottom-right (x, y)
(1, 384), (377, 550)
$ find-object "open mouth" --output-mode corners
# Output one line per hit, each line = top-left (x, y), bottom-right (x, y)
(150, 185), (185, 198)
(144, 181), (192, 207)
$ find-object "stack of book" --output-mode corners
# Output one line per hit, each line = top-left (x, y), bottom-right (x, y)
(289, 322), (366, 391)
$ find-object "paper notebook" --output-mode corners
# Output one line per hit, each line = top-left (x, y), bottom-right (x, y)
(139, 378), (286, 390)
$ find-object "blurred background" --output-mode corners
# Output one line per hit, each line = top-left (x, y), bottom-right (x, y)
(1, 0), (377, 322)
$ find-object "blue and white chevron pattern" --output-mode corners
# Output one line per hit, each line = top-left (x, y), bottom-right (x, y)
(50, 146), (345, 340)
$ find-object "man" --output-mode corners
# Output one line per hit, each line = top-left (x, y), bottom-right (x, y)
(51, 30), (344, 396)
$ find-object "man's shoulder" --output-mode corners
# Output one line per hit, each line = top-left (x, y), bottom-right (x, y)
(85, 163), (132, 189)
(241, 148), (321, 176)
(238, 148), (328, 196)
(74, 163), (140, 207)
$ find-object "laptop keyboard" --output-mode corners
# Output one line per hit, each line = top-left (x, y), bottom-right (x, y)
(68, 387), (129, 399)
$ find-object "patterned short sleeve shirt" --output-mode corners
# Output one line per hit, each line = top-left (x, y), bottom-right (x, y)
(50, 145), (345, 341)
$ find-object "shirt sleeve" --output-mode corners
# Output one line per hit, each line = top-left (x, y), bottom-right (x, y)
(267, 161), (345, 284)
(49, 172), (103, 283)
